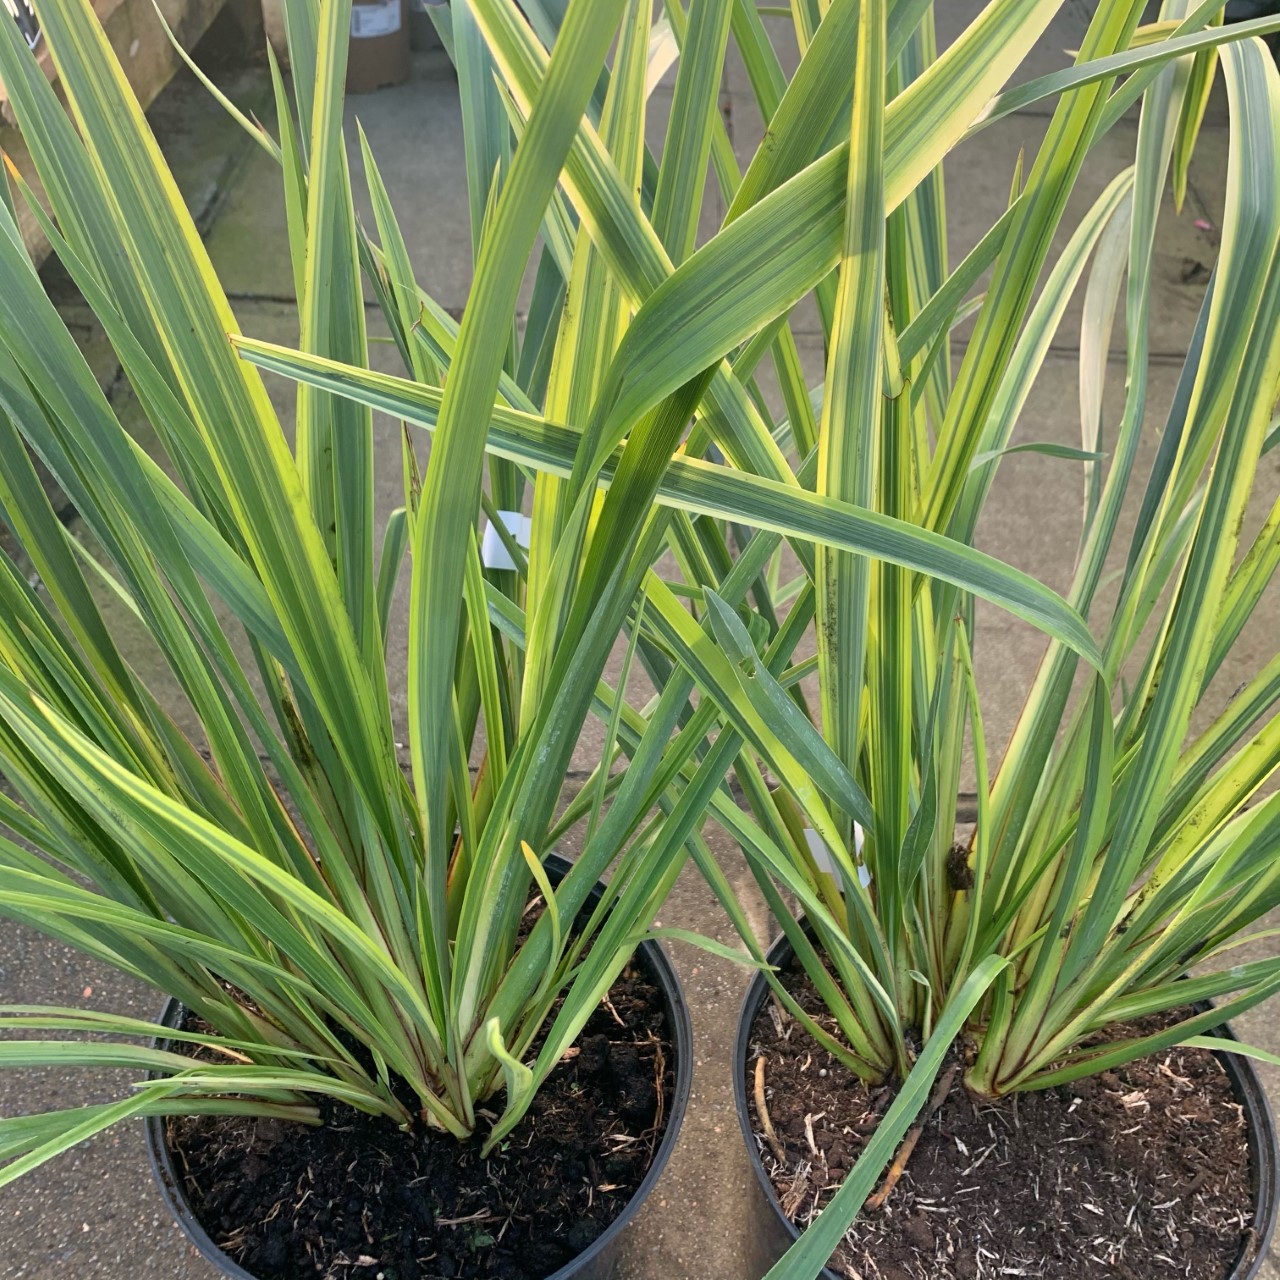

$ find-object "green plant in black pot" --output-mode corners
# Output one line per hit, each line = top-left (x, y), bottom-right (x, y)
(628, 1), (1280, 1276)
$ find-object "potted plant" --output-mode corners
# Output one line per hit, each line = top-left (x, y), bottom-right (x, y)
(0, 0), (754, 1274)
(591, 1), (1280, 1277)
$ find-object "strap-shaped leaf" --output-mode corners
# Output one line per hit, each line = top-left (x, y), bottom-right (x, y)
(762, 956), (1008, 1280)
(233, 339), (1103, 667)
(701, 589), (873, 833)
(814, 0), (886, 800)
(406, 0), (627, 994)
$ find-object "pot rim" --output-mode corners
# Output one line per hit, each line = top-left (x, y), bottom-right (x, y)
(146, 853), (693, 1280)
(733, 926), (1280, 1280)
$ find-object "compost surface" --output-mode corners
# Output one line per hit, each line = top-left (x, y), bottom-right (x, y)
(167, 965), (673, 1280)
(746, 955), (1256, 1280)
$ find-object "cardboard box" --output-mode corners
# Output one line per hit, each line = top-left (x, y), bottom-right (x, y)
(348, 0), (409, 94)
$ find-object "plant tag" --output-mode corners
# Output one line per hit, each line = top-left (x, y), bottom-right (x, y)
(480, 510), (532, 570)
(351, 0), (401, 39)
(803, 825), (870, 890)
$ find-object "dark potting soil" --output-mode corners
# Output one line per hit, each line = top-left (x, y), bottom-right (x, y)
(746, 956), (1257, 1280)
(165, 965), (673, 1280)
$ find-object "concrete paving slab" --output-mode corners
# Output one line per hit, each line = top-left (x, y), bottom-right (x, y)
(742, 327), (822, 423)
(933, 0), (1097, 95)
(646, 86), (727, 250)
(0, 912), (211, 1279)
(722, 0), (1096, 116)
(723, 7), (801, 109)
(720, 0), (1238, 363)
(718, 0), (1109, 111)
(147, 61), (278, 241)
(547, 816), (774, 1280)
(941, 110), (1227, 361)
(345, 49), (478, 314)
(206, 50), (477, 312)
(0, 817), (774, 1280)
(728, 102), (1226, 361)
(199, 120), (294, 303)
(746, 323), (1280, 795)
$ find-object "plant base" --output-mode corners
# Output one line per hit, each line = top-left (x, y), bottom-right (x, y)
(149, 923), (690, 1279)
(736, 933), (1279, 1280)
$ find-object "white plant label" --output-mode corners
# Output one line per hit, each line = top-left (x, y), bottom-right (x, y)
(803, 825), (870, 890)
(351, 0), (401, 39)
(480, 511), (532, 571)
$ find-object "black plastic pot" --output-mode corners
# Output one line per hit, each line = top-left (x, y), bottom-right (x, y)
(146, 854), (692, 1280)
(735, 928), (1280, 1280)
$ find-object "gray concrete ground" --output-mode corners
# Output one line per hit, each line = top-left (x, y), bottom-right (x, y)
(3, 3), (1280, 1278)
